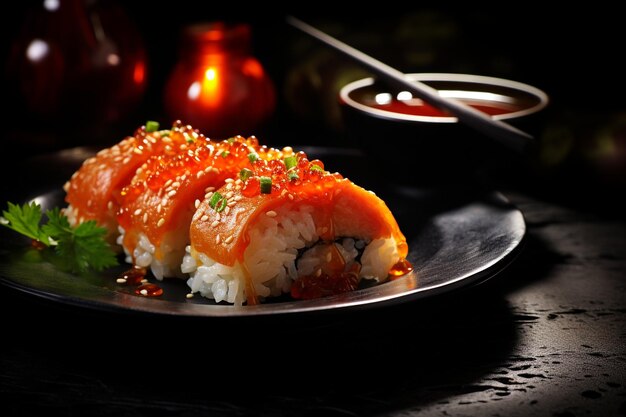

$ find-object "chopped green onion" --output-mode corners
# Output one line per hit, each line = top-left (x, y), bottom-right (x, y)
(220, 150), (230, 158)
(310, 164), (323, 172)
(216, 198), (227, 212)
(184, 132), (195, 143)
(239, 168), (253, 182)
(160, 130), (170, 137)
(208, 192), (223, 209)
(248, 152), (259, 163)
(260, 176), (272, 194)
(284, 156), (297, 170)
(145, 121), (159, 133)
(227, 137), (236, 144)
(288, 171), (299, 181)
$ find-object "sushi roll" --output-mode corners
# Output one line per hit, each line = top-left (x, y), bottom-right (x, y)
(64, 121), (190, 245)
(184, 152), (410, 305)
(117, 130), (295, 280)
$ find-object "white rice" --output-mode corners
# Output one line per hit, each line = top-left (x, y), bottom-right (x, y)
(117, 226), (188, 280)
(185, 204), (401, 305)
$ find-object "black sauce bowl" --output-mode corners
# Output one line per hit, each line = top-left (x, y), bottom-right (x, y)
(339, 73), (549, 187)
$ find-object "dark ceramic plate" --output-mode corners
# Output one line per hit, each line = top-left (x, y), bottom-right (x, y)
(0, 147), (525, 317)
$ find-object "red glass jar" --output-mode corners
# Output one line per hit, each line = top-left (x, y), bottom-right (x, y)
(163, 23), (276, 139)
(6, 0), (147, 141)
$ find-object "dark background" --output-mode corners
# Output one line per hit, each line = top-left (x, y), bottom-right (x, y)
(1, 3), (625, 212)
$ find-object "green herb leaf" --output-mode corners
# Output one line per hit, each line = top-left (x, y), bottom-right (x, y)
(310, 164), (324, 172)
(1, 202), (49, 245)
(220, 150), (230, 158)
(288, 171), (299, 181)
(62, 220), (117, 272)
(2, 202), (118, 273)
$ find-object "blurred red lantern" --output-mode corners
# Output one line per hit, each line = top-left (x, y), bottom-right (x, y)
(163, 22), (276, 139)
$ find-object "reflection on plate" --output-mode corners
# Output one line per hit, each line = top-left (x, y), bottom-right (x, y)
(0, 147), (525, 317)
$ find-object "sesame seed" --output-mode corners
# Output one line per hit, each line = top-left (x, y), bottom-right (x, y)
(164, 179), (173, 187)
(225, 191), (234, 199)
(186, 293), (194, 299)
(205, 186), (215, 192)
(134, 209), (142, 216)
(116, 278), (127, 284)
(157, 204), (162, 213)
(184, 170), (190, 177)
(143, 213), (148, 223)
(224, 178), (234, 183)
(288, 194), (294, 200)
(162, 137), (172, 143)
(204, 167), (211, 173)
(225, 183), (233, 190)
(315, 269), (322, 277)
(235, 179), (242, 185)
(326, 253), (332, 262)
(215, 212), (221, 221)
(140, 289), (148, 296)
(204, 192), (213, 199)
(141, 279), (148, 283)
(168, 190), (177, 197)
(265, 210), (277, 218)
(211, 220), (220, 228)
(194, 199), (201, 209)
(234, 195), (243, 201)
(216, 234), (221, 244)
(181, 175), (187, 181)
(235, 185), (242, 190)
(200, 215), (209, 222)
(227, 200), (236, 206)
(224, 206), (230, 215)
(211, 167), (220, 174)
(122, 157), (131, 164)
(171, 181), (180, 188)
(179, 144), (187, 151)
(196, 171), (204, 179)
(71, 172), (78, 179)
(133, 147), (143, 155)
(107, 201), (114, 210)
(63, 181), (70, 192)
(165, 145), (172, 152)
(157, 218), (165, 227)
(224, 235), (234, 244)
(280, 189), (288, 197)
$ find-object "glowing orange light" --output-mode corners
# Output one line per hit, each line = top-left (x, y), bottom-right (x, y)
(201, 66), (220, 106)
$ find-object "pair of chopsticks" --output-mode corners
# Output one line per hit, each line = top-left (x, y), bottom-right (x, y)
(287, 16), (533, 154)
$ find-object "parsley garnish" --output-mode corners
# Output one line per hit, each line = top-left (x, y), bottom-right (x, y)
(1, 202), (118, 273)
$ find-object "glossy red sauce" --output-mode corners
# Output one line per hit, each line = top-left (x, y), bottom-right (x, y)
(117, 266), (147, 285)
(371, 99), (521, 117)
(135, 283), (163, 297)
